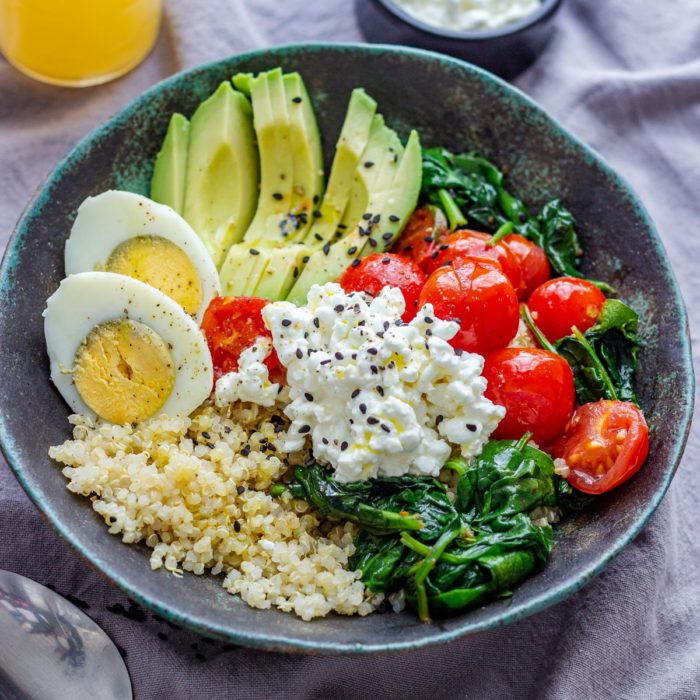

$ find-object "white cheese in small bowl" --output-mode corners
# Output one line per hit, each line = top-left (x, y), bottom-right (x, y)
(392, 0), (542, 32)
(227, 282), (502, 483)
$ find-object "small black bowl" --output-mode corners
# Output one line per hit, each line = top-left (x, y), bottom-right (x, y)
(356, 0), (564, 79)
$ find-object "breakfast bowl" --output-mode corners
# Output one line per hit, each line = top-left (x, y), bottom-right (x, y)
(0, 44), (692, 654)
(356, 0), (565, 78)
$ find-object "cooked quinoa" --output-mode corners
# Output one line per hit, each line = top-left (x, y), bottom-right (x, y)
(48, 402), (381, 620)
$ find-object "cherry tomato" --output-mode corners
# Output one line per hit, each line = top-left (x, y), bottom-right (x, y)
(418, 256), (519, 356)
(484, 347), (575, 446)
(339, 253), (427, 321)
(423, 229), (525, 297)
(201, 296), (285, 384)
(527, 277), (606, 342)
(501, 234), (551, 298)
(552, 400), (649, 494)
(391, 205), (448, 271)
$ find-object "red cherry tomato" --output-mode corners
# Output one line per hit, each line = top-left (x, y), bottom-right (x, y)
(484, 347), (575, 446)
(201, 296), (285, 384)
(423, 229), (525, 298)
(552, 400), (649, 494)
(418, 256), (519, 356)
(339, 253), (427, 321)
(501, 234), (551, 298)
(391, 206), (448, 271)
(527, 277), (606, 342)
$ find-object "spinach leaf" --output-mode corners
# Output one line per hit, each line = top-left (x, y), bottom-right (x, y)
(420, 147), (613, 291)
(555, 476), (596, 514)
(556, 299), (640, 405)
(291, 437), (559, 621)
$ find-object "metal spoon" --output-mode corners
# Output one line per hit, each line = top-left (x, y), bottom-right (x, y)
(0, 569), (132, 700)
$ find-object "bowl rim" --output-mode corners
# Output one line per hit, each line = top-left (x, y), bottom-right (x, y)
(369, 0), (564, 41)
(0, 42), (694, 654)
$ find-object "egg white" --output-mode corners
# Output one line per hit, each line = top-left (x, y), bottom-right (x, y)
(44, 271), (213, 421)
(64, 190), (220, 321)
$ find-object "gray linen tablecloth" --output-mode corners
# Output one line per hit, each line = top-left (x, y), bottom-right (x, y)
(1, 1), (699, 698)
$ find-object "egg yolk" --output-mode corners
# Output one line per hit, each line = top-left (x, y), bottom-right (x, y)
(105, 236), (202, 315)
(73, 319), (176, 424)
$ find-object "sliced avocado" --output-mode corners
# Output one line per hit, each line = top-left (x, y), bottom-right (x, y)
(182, 81), (259, 268)
(302, 89), (377, 249)
(219, 244), (269, 297)
(239, 69), (323, 245)
(151, 113), (190, 214)
(286, 130), (422, 305)
(252, 244), (311, 300)
(283, 72), (324, 241)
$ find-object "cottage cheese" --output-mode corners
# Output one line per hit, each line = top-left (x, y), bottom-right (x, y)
(215, 338), (281, 408)
(393, 0), (541, 32)
(253, 283), (504, 482)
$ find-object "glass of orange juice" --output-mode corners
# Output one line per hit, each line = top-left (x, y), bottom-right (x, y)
(0, 0), (163, 87)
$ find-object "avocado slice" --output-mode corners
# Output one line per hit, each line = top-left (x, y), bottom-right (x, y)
(219, 244), (269, 297)
(286, 129), (422, 305)
(238, 69), (324, 245)
(302, 88), (377, 249)
(182, 81), (259, 268)
(253, 244), (312, 300)
(283, 72), (324, 241)
(150, 113), (190, 215)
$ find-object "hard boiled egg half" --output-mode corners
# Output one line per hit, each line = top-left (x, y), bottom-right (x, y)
(65, 191), (219, 321)
(44, 272), (213, 424)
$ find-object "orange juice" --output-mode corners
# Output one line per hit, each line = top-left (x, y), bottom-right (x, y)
(0, 0), (163, 86)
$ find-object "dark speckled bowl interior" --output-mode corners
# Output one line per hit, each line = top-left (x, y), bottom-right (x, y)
(0, 44), (693, 654)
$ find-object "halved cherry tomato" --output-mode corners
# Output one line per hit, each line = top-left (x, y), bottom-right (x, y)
(552, 400), (649, 494)
(527, 276), (606, 342)
(501, 234), (551, 298)
(339, 253), (427, 321)
(418, 256), (519, 356)
(391, 205), (448, 271)
(423, 229), (525, 297)
(201, 296), (285, 384)
(484, 347), (575, 446)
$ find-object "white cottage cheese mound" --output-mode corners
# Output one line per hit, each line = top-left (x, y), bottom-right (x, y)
(256, 283), (504, 482)
(215, 338), (281, 408)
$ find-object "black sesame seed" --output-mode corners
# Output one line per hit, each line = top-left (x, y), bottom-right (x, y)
(233, 521), (241, 532)
(367, 416), (379, 425)
(207, 442), (215, 449)
(320, 359), (331, 365)
(271, 415), (284, 425)
(334, 304), (345, 313)
(376, 386), (384, 396)
(292, 96), (302, 103)
(224, 426), (232, 433)
(431, 250), (439, 259)
(312, 210), (322, 219)
(315, 232), (323, 241)
(383, 321), (390, 330)
(322, 437), (329, 445)
(439, 244), (449, 251)
(380, 423), (391, 433)
(372, 214), (381, 224)
(369, 238), (378, 247)
(368, 347), (378, 355)
(338, 223), (347, 229)
(202, 431), (211, 439)
(362, 212), (372, 220)
(381, 257), (390, 264)
(370, 366), (378, 374)
(364, 161), (375, 168)
(240, 447), (250, 457)
(403, 244), (413, 252)
(425, 317), (433, 324)
(323, 242), (331, 255)
(313, 194), (320, 204)
(389, 214), (400, 222)
(302, 255), (310, 263)
(424, 236), (434, 243)
(340, 441), (348, 451)
(426, 329), (433, 336)
(272, 192), (283, 200)
(467, 424), (477, 432)
(293, 266), (299, 278)
(282, 319), (292, 327)
(351, 389), (360, 398)
(348, 246), (357, 255)
(436, 415), (444, 425)
(335, 352), (344, 360)
(313, 317), (320, 328)
(360, 403), (367, 414)
(382, 232), (393, 241)
(296, 348), (303, 359)
(304, 393), (313, 401)
(298, 425), (311, 434)
(455, 348), (464, 356)
(351, 258), (361, 268)
(249, 248), (260, 255)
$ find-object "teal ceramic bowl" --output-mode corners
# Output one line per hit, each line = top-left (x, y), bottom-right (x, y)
(0, 44), (693, 654)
